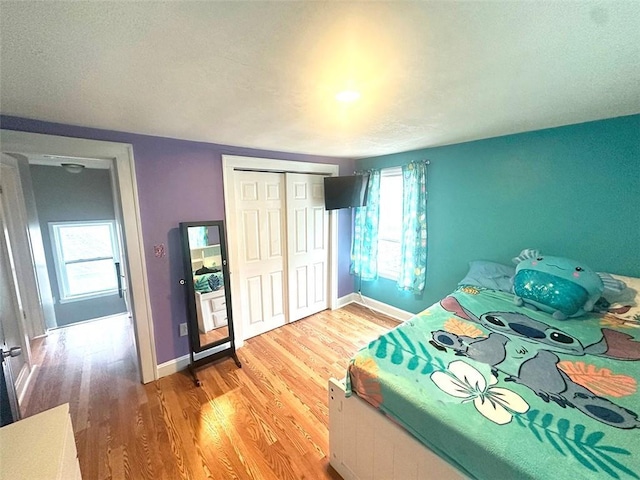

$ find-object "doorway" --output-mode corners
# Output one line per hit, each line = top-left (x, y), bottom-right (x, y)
(0, 130), (156, 387)
(30, 163), (129, 328)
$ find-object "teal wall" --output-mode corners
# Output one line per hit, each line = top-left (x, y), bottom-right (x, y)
(356, 114), (640, 314)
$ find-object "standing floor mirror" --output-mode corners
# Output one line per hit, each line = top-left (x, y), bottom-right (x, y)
(180, 220), (241, 386)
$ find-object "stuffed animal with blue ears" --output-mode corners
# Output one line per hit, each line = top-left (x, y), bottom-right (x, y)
(511, 249), (624, 320)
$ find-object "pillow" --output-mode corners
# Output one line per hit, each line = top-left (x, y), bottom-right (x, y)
(193, 273), (213, 293)
(512, 254), (604, 319)
(603, 274), (640, 322)
(208, 272), (223, 292)
(458, 260), (515, 292)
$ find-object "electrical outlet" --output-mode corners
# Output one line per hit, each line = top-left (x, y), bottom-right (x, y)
(179, 323), (188, 337)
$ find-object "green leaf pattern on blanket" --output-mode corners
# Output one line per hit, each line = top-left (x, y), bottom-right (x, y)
(374, 330), (445, 373)
(372, 330), (639, 480)
(514, 410), (639, 479)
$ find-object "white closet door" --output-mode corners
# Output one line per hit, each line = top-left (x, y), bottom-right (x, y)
(234, 171), (287, 339)
(286, 173), (329, 322)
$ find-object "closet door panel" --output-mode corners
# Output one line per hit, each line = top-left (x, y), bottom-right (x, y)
(286, 173), (329, 321)
(313, 207), (325, 250)
(246, 276), (264, 324)
(267, 210), (283, 258)
(295, 266), (308, 309)
(241, 210), (261, 263)
(270, 271), (285, 317)
(293, 208), (306, 253)
(235, 171), (286, 338)
(313, 262), (325, 304)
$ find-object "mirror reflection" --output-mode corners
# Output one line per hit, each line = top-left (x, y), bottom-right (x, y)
(187, 225), (229, 347)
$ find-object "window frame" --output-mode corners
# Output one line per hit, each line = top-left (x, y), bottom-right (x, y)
(377, 166), (403, 281)
(49, 220), (120, 303)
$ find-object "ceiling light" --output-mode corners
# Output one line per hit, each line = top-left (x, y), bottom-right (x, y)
(335, 90), (361, 103)
(61, 163), (85, 174)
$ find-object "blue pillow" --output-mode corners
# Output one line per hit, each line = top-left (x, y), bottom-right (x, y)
(513, 255), (604, 319)
(208, 273), (222, 291)
(458, 260), (515, 292)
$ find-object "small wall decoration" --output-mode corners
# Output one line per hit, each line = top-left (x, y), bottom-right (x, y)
(154, 243), (166, 258)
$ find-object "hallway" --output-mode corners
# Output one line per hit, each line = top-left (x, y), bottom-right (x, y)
(22, 314), (138, 417)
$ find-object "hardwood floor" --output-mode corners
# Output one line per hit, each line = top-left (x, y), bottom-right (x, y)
(199, 325), (229, 346)
(21, 304), (398, 480)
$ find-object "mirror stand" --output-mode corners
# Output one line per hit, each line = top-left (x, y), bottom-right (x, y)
(180, 220), (241, 387)
(188, 347), (241, 387)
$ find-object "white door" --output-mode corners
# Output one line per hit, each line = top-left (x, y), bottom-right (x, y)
(234, 171), (287, 339)
(286, 173), (329, 321)
(109, 167), (132, 317)
(0, 155), (47, 338)
(0, 195), (28, 423)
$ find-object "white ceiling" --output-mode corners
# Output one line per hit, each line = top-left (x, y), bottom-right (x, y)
(1, 1), (639, 158)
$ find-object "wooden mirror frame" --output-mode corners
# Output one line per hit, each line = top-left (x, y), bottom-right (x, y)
(179, 220), (240, 385)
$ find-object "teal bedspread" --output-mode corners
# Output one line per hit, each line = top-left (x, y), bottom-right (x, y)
(347, 286), (640, 480)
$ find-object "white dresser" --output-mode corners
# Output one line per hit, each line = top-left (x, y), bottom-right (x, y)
(0, 403), (81, 479)
(195, 287), (228, 333)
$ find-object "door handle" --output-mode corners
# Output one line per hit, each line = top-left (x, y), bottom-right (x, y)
(115, 261), (123, 298)
(1, 346), (22, 360)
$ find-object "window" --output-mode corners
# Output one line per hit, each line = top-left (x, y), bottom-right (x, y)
(50, 221), (119, 303)
(377, 167), (403, 280)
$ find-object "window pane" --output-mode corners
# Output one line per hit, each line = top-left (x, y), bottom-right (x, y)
(378, 170), (403, 280)
(59, 224), (114, 261)
(379, 239), (401, 276)
(379, 175), (403, 242)
(66, 260), (118, 296)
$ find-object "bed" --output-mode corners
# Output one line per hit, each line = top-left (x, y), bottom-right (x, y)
(329, 284), (640, 480)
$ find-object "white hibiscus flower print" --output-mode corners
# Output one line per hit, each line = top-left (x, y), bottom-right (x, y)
(431, 360), (529, 425)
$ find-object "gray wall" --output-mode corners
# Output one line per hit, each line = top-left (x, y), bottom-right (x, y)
(15, 154), (57, 331)
(30, 165), (127, 326)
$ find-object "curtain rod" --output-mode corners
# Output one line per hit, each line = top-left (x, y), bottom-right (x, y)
(354, 159), (430, 174)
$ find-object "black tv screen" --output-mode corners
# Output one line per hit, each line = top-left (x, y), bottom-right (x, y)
(324, 175), (369, 210)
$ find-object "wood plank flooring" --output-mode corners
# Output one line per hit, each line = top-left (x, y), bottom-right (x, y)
(21, 305), (398, 480)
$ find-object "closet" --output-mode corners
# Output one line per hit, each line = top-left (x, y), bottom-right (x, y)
(224, 157), (336, 341)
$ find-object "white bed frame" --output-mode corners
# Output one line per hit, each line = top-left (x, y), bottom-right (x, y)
(328, 378), (467, 480)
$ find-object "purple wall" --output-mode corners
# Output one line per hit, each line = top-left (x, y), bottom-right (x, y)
(1, 115), (356, 364)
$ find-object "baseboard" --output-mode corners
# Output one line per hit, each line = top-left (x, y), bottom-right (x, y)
(337, 292), (414, 323)
(16, 363), (36, 404)
(156, 354), (190, 378)
(156, 342), (234, 379)
(336, 293), (357, 309)
(351, 293), (414, 322)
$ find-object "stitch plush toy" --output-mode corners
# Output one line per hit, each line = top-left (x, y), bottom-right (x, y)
(512, 249), (605, 320)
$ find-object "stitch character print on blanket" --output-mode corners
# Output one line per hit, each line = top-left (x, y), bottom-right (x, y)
(430, 296), (640, 429)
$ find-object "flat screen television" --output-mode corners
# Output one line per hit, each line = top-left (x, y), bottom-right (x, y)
(324, 174), (369, 210)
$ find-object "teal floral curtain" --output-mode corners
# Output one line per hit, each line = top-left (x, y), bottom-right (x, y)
(188, 226), (208, 248)
(398, 162), (428, 293)
(350, 170), (381, 281)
